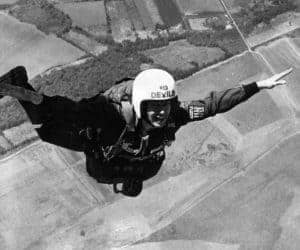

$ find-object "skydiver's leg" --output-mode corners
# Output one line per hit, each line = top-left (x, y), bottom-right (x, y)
(0, 66), (50, 124)
(0, 66), (85, 151)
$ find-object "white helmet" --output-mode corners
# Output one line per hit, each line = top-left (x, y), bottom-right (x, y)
(132, 69), (177, 119)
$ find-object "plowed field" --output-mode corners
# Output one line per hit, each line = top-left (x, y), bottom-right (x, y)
(56, 1), (107, 37)
(142, 0), (163, 26)
(153, 0), (182, 26)
(133, 0), (154, 29)
(175, 0), (224, 15)
(107, 0), (136, 42)
(124, 0), (145, 31)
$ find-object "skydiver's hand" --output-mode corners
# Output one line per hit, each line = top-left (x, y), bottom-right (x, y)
(256, 68), (293, 89)
(79, 127), (94, 140)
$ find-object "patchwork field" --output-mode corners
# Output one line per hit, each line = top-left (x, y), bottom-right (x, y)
(256, 37), (300, 112)
(9, 0), (72, 36)
(247, 12), (300, 47)
(0, 98), (27, 130)
(141, 0), (163, 26)
(143, 40), (226, 71)
(0, 13), (84, 78)
(1, 2), (300, 249)
(124, 0), (145, 31)
(55, 1), (107, 37)
(177, 51), (288, 135)
(153, 0), (182, 27)
(3, 122), (37, 146)
(174, 0), (225, 15)
(143, 134), (300, 250)
(133, 0), (155, 29)
(107, 0), (136, 42)
(0, 142), (110, 250)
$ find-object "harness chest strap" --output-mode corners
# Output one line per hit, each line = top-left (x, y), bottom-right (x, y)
(101, 101), (175, 161)
(121, 101), (136, 131)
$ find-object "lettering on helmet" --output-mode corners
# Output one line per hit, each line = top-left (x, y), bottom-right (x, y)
(151, 90), (175, 98)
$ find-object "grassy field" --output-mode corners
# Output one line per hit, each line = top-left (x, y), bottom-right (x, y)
(10, 0), (72, 36)
(143, 40), (225, 71)
(3, 122), (37, 146)
(124, 0), (145, 31)
(55, 1), (107, 37)
(177, 51), (285, 134)
(133, 0), (155, 29)
(175, 0), (224, 15)
(257, 37), (300, 110)
(142, 0), (163, 26)
(0, 13), (84, 78)
(153, 0), (182, 27)
(107, 0), (136, 42)
(0, 98), (27, 130)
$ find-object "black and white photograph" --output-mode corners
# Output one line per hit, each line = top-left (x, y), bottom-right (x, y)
(0, 0), (299, 249)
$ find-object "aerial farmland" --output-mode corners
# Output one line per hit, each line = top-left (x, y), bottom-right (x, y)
(0, 12), (84, 78)
(133, 0), (156, 30)
(123, 0), (145, 31)
(174, 0), (225, 15)
(1, 1), (300, 249)
(153, 0), (182, 26)
(143, 40), (226, 71)
(106, 0), (136, 42)
(55, 1), (108, 37)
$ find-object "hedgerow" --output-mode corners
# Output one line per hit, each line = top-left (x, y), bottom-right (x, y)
(31, 49), (153, 100)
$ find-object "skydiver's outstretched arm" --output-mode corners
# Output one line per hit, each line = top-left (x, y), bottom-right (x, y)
(174, 68), (293, 124)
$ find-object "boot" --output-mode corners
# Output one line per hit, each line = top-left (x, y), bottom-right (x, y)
(0, 66), (42, 104)
(0, 66), (29, 87)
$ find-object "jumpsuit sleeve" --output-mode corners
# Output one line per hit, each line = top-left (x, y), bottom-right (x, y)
(39, 94), (102, 125)
(175, 82), (260, 125)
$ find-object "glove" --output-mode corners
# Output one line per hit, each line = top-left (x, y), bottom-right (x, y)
(79, 127), (95, 141)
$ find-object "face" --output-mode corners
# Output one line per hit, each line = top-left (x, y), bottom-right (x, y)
(144, 100), (171, 128)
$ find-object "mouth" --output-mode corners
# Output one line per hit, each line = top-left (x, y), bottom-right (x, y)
(151, 116), (167, 126)
(153, 115), (165, 122)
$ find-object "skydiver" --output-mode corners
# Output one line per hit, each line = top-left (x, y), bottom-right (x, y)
(0, 66), (292, 197)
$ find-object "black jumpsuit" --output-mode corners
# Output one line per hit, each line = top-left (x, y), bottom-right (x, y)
(2, 66), (260, 193)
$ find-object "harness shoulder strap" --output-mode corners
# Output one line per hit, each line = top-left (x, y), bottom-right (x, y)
(121, 101), (136, 131)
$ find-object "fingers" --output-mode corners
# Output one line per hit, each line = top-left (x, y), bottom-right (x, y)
(274, 68), (293, 80)
(275, 80), (287, 85)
